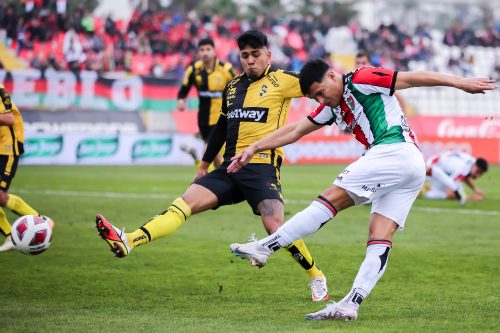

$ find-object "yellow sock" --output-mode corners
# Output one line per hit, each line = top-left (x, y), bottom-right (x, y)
(285, 239), (324, 280)
(6, 194), (39, 216)
(126, 197), (192, 248)
(0, 207), (11, 236)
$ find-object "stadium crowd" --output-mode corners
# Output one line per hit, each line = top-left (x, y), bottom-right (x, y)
(1, 1), (500, 78)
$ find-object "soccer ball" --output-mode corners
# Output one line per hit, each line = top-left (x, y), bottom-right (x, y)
(11, 215), (53, 255)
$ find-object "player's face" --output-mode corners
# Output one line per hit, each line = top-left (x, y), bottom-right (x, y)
(239, 46), (271, 80)
(470, 165), (485, 179)
(198, 45), (216, 63)
(308, 71), (343, 107)
(355, 55), (371, 67)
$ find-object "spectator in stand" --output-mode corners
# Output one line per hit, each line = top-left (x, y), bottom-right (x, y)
(63, 29), (85, 72)
(0, 3), (19, 43)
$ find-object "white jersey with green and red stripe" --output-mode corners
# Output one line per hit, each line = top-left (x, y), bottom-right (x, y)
(307, 67), (417, 149)
(427, 151), (475, 181)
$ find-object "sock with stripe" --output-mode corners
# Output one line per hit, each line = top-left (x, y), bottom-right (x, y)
(126, 197), (192, 248)
(6, 194), (40, 216)
(0, 207), (11, 237)
(285, 239), (324, 280)
(258, 196), (337, 252)
(340, 240), (393, 310)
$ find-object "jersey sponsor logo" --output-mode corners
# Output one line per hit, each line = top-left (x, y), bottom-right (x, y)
(346, 95), (355, 110)
(226, 107), (269, 123)
(266, 74), (279, 87)
(259, 84), (268, 97)
(226, 83), (238, 107)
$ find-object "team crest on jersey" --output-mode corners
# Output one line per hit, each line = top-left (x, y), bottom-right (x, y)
(346, 95), (355, 110)
(259, 84), (268, 97)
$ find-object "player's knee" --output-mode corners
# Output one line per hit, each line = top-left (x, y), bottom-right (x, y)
(181, 185), (218, 214)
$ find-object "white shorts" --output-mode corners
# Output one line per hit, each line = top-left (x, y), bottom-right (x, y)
(333, 142), (425, 229)
(424, 179), (462, 200)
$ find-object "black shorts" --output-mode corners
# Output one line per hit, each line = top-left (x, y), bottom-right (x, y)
(199, 125), (216, 142)
(194, 162), (282, 215)
(0, 155), (19, 191)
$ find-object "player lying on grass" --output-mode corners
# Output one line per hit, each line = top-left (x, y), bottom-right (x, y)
(228, 58), (496, 320)
(423, 151), (488, 205)
(95, 31), (330, 302)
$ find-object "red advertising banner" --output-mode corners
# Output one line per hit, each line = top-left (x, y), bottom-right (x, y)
(409, 115), (500, 139)
(418, 137), (499, 164)
(283, 136), (500, 165)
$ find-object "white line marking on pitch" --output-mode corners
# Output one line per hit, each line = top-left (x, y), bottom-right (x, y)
(14, 188), (500, 216)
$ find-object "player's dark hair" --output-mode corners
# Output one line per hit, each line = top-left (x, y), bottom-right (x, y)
(475, 157), (488, 172)
(299, 58), (330, 96)
(237, 30), (268, 49)
(198, 37), (215, 48)
(356, 52), (370, 59)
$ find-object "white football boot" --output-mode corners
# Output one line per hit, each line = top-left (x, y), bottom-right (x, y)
(230, 236), (271, 268)
(309, 276), (329, 302)
(305, 301), (358, 321)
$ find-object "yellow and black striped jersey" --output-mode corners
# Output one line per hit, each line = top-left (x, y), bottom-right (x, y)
(0, 84), (24, 156)
(178, 58), (237, 127)
(221, 65), (302, 166)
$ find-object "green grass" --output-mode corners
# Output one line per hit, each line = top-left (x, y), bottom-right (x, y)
(0, 164), (499, 332)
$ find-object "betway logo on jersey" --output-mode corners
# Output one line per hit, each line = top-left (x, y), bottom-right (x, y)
(227, 107), (269, 123)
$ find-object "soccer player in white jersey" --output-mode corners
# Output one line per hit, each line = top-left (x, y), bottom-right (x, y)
(425, 151), (488, 205)
(226, 58), (496, 321)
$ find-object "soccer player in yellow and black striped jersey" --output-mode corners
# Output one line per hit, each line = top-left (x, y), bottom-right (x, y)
(177, 37), (236, 167)
(0, 84), (53, 252)
(96, 31), (329, 302)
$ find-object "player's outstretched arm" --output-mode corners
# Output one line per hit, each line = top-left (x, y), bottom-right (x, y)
(196, 115), (227, 180)
(464, 177), (485, 199)
(395, 71), (497, 94)
(227, 117), (321, 173)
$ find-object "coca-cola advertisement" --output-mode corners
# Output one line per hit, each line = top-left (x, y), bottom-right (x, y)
(409, 116), (500, 139)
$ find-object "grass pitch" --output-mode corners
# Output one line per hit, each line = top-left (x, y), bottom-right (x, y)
(1, 164), (499, 332)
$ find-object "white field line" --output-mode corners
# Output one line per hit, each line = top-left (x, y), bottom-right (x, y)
(15, 188), (500, 216)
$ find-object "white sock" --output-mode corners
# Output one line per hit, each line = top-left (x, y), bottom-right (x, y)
(425, 188), (447, 199)
(340, 240), (392, 310)
(430, 166), (458, 191)
(258, 196), (336, 252)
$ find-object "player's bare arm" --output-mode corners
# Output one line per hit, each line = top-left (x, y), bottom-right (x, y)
(196, 114), (227, 180)
(227, 118), (321, 173)
(0, 112), (14, 126)
(395, 71), (497, 94)
(464, 177), (485, 198)
(177, 98), (186, 111)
